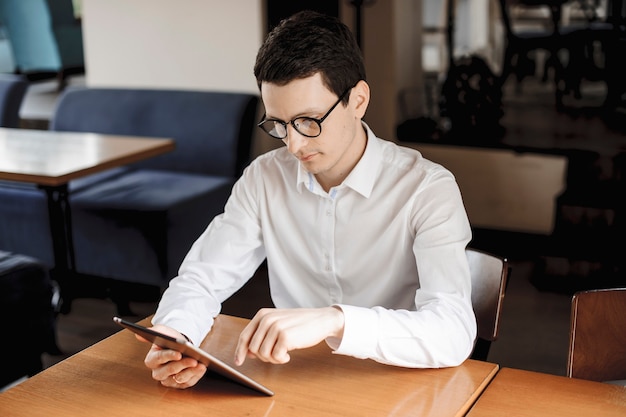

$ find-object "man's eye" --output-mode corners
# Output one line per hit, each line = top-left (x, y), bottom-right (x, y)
(268, 121), (285, 135)
(295, 118), (316, 129)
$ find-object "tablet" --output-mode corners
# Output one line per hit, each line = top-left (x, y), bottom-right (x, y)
(113, 317), (274, 396)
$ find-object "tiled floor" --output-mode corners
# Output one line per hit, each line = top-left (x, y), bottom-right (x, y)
(17, 72), (625, 381)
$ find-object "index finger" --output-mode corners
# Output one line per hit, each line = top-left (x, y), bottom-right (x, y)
(234, 319), (259, 366)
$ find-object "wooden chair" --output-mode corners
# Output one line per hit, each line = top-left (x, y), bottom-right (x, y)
(567, 287), (626, 383)
(467, 248), (509, 361)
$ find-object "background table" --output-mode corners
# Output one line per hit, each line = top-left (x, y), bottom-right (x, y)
(0, 127), (174, 187)
(0, 127), (175, 301)
(466, 367), (626, 417)
(0, 314), (499, 417)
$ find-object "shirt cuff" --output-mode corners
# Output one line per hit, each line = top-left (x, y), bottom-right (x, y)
(326, 304), (379, 359)
(151, 314), (213, 347)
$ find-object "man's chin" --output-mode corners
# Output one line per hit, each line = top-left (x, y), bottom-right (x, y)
(300, 160), (324, 175)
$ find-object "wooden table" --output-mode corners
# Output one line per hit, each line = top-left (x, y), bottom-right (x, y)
(0, 127), (174, 296)
(466, 367), (626, 417)
(0, 128), (174, 187)
(0, 315), (499, 417)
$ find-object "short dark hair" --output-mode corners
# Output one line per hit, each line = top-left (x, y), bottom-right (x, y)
(254, 10), (366, 103)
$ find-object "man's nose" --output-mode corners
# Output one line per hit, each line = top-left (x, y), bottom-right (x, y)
(284, 126), (308, 154)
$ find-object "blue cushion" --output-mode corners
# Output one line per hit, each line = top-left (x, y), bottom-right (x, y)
(70, 170), (234, 285)
(69, 167), (131, 193)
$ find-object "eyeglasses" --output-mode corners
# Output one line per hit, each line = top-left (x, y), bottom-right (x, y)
(257, 88), (351, 140)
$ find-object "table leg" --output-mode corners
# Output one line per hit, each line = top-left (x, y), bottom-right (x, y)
(39, 183), (76, 312)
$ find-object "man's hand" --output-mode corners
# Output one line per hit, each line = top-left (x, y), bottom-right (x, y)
(234, 307), (345, 365)
(139, 324), (207, 389)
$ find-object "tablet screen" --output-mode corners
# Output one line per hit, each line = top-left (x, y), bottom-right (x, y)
(113, 317), (274, 396)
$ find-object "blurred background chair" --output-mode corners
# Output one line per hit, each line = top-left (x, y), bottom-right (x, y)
(467, 247), (510, 361)
(0, 250), (59, 389)
(0, 73), (27, 127)
(558, 0), (626, 109)
(44, 0), (85, 84)
(567, 287), (626, 384)
(0, 0), (84, 89)
(497, 0), (568, 100)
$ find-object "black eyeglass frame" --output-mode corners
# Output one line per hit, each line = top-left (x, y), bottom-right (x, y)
(257, 88), (352, 140)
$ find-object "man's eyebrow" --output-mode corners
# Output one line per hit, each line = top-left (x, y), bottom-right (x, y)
(265, 106), (324, 121)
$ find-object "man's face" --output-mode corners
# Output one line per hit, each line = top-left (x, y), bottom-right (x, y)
(260, 73), (368, 187)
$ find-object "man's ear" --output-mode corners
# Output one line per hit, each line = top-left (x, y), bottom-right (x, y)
(352, 80), (370, 119)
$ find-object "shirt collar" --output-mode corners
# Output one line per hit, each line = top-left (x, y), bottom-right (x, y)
(295, 122), (382, 198)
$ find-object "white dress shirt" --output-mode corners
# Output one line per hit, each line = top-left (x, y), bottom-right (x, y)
(153, 124), (476, 368)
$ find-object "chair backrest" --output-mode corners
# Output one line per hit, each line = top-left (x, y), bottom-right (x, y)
(498, 0), (560, 38)
(0, 0), (61, 72)
(0, 74), (27, 128)
(467, 247), (509, 361)
(50, 87), (259, 178)
(567, 287), (626, 382)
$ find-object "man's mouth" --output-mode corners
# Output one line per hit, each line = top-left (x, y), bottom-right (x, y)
(299, 153), (317, 162)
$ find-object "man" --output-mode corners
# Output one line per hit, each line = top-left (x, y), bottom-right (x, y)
(142, 10), (476, 389)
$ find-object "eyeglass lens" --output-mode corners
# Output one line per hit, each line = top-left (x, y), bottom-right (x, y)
(258, 87), (351, 139)
(262, 118), (320, 139)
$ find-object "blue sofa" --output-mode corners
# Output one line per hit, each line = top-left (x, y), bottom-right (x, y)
(0, 77), (52, 267)
(0, 87), (259, 311)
